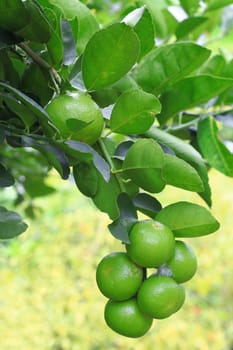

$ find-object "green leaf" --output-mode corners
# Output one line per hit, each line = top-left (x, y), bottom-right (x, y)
(24, 177), (55, 198)
(73, 162), (98, 197)
(0, 206), (28, 239)
(162, 153), (204, 192)
(122, 6), (155, 60)
(133, 43), (210, 95)
(91, 75), (138, 108)
(159, 75), (233, 124)
(180, 0), (200, 15)
(175, 17), (207, 39)
(22, 136), (70, 180)
(108, 193), (138, 243)
(0, 29), (22, 48)
(134, 7), (155, 59)
(1, 93), (37, 129)
(140, 0), (177, 38)
(92, 172), (120, 220)
(82, 23), (140, 91)
(0, 0), (29, 32)
(63, 140), (110, 182)
(199, 55), (226, 76)
(49, 0), (99, 53)
(156, 201), (220, 237)
(45, 7), (64, 68)
(15, 0), (51, 43)
(145, 127), (212, 206)
(0, 50), (20, 87)
(198, 116), (233, 176)
(0, 164), (14, 187)
(21, 62), (54, 106)
(122, 139), (166, 193)
(162, 154), (204, 192)
(0, 127), (5, 144)
(110, 89), (161, 135)
(132, 193), (162, 218)
(0, 82), (57, 136)
(207, 0), (233, 11)
(66, 119), (91, 132)
(122, 6), (146, 27)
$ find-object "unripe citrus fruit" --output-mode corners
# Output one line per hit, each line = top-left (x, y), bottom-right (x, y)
(126, 220), (175, 268)
(104, 298), (153, 338)
(137, 275), (185, 319)
(166, 240), (198, 283)
(96, 252), (144, 301)
(46, 91), (104, 145)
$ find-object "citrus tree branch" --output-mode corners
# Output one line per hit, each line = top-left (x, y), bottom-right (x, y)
(18, 42), (61, 93)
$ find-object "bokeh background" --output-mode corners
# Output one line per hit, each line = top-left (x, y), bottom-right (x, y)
(0, 169), (232, 350)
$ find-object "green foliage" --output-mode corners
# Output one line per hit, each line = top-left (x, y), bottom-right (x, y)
(133, 43), (211, 95)
(198, 116), (233, 176)
(82, 23), (140, 90)
(156, 201), (220, 237)
(1, 0), (233, 341)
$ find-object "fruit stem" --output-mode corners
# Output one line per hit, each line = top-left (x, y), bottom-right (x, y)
(98, 138), (126, 193)
(18, 42), (61, 94)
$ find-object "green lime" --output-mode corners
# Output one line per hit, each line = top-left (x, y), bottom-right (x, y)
(96, 252), (144, 301)
(126, 220), (175, 268)
(104, 298), (153, 338)
(137, 275), (185, 319)
(46, 91), (104, 145)
(166, 240), (198, 283)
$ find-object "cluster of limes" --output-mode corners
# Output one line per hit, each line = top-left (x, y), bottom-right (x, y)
(96, 220), (197, 338)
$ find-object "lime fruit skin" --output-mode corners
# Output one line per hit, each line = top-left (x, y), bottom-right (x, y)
(126, 220), (175, 268)
(137, 275), (185, 319)
(166, 240), (198, 283)
(104, 298), (153, 338)
(96, 252), (144, 301)
(46, 92), (104, 145)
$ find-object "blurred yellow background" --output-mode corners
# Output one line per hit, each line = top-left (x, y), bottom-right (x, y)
(0, 169), (232, 350)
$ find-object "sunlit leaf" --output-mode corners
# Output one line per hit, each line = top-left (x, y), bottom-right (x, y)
(198, 116), (233, 176)
(133, 43), (210, 95)
(110, 89), (161, 134)
(159, 75), (233, 124)
(156, 201), (220, 237)
(82, 23), (140, 90)
(162, 153), (204, 192)
(145, 127), (212, 206)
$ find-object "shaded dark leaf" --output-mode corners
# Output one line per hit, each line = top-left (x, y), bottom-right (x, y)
(108, 193), (138, 243)
(0, 163), (14, 187)
(73, 162), (98, 197)
(22, 136), (70, 180)
(0, 206), (28, 239)
(133, 193), (162, 218)
(0, 29), (22, 48)
(64, 140), (110, 182)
